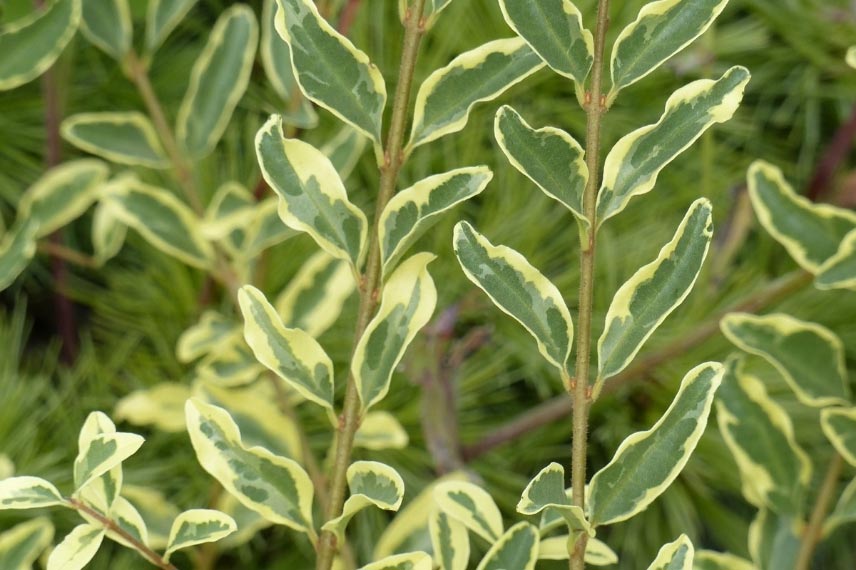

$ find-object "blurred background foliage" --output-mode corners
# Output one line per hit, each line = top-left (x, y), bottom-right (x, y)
(1, 0), (855, 567)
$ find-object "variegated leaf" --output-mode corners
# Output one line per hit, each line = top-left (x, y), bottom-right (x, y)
(0, 517), (54, 570)
(46, 524), (104, 570)
(176, 311), (236, 362)
(693, 550), (756, 570)
(588, 362), (723, 526)
(646, 534), (694, 570)
(453, 221), (573, 375)
(106, 177), (215, 268)
(61, 112), (169, 169)
(73, 432), (143, 492)
(185, 399), (315, 537)
(243, 197), (300, 257)
(517, 463), (592, 536)
(0, 0), (81, 91)
(475, 522), (539, 570)
(815, 229), (856, 290)
(609, 0), (730, 98)
(122, 485), (180, 550)
(323, 461), (405, 541)
(823, 477), (856, 537)
(0, 477), (64, 510)
(214, 492), (271, 548)
(353, 253), (437, 410)
(80, 0), (131, 60)
(537, 535), (618, 566)
(597, 66), (749, 224)
(194, 336), (263, 387)
(239, 285), (335, 411)
(261, 0), (302, 108)
(275, 250), (355, 338)
(498, 0), (593, 84)
(321, 126), (366, 180)
(164, 509), (236, 561)
(0, 219), (39, 291)
(747, 160), (856, 272)
(380, 167), (492, 274)
(91, 197), (127, 266)
(102, 496), (149, 550)
(256, 115), (368, 267)
(0, 454), (13, 479)
(360, 552), (433, 570)
(494, 105), (588, 226)
(433, 481), (503, 542)
(18, 159), (108, 238)
(354, 411), (409, 450)
(114, 382), (192, 433)
(274, 0), (386, 144)
(721, 312), (850, 407)
(597, 199), (713, 390)
(409, 38), (545, 149)
(145, 0), (197, 52)
(74, 412), (123, 513)
(177, 5), (258, 158)
(201, 182), (255, 243)
(848, 46), (856, 69)
(748, 509), (800, 570)
(716, 357), (811, 516)
(431, 509), (469, 570)
(821, 408), (856, 467)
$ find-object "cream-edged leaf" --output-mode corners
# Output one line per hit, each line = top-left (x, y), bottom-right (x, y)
(73, 432), (144, 491)
(61, 112), (169, 169)
(609, 0), (730, 97)
(321, 126), (367, 180)
(431, 509), (469, 570)
(588, 362), (723, 526)
(0, 477), (64, 510)
(848, 46), (856, 69)
(433, 481), (503, 542)
(475, 522), (539, 570)
(122, 485), (180, 550)
(114, 382), (192, 433)
(274, 0), (386, 144)
(747, 160), (856, 272)
(242, 197), (300, 257)
(176, 311), (236, 363)
(0, 219), (39, 291)
(823, 477), (856, 537)
(74, 412), (123, 514)
(193, 335), (263, 387)
(537, 535), (618, 566)
(239, 285), (335, 411)
(103, 496), (149, 550)
(46, 524), (104, 570)
(409, 38), (545, 149)
(275, 250), (355, 338)
(0, 0), (81, 91)
(256, 115), (368, 267)
(597, 66), (749, 224)
(176, 5), (258, 158)
(693, 550), (756, 570)
(597, 199), (713, 389)
(517, 462), (592, 536)
(91, 198), (127, 266)
(360, 552), (433, 570)
(146, 0), (196, 52)
(354, 411), (409, 450)
(353, 253), (437, 410)
(185, 399), (315, 537)
(164, 509), (236, 561)
(815, 229), (856, 290)
(0, 517), (54, 570)
(716, 357), (811, 516)
(748, 509), (801, 570)
(721, 312), (850, 407)
(106, 177), (215, 268)
(453, 221), (573, 374)
(261, 0), (301, 105)
(494, 105), (588, 226)
(322, 461), (405, 541)
(646, 534), (694, 570)
(380, 167), (492, 274)
(498, 0), (593, 83)
(0, 455), (13, 479)
(201, 182), (255, 243)
(80, 0), (131, 59)
(18, 159), (108, 238)
(821, 408), (856, 467)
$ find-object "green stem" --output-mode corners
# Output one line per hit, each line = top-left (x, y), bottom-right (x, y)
(67, 498), (178, 570)
(314, 2), (427, 568)
(571, 2), (610, 568)
(794, 453), (844, 570)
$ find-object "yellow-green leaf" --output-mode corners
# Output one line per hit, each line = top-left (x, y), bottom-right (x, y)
(848, 46), (856, 69)
(475, 522), (539, 570)
(494, 105), (588, 227)
(114, 383), (192, 433)
(597, 199), (713, 391)
(609, 0), (730, 98)
(80, 0), (131, 60)
(354, 411), (409, 451)
(323, 461), (405, 541)
(430, 509), (469, 570)
(46, 524), (104, 570)
(715, 357), (811, 516)
(815, 229), (856, 290)
(588, 362), (723, 526)
(91, 196), (127, 266)
(0, 454), (13, 479)
(453, 221), (573, 375)
(185, 399), (315, 538)
(274, 0), (386, 144)
(409, 37), (545, 150)
(353, 253), (437, 410)
(239, 285), (335, 411)
(105, 177), (215, 268)
(0, 0), (81, 91)
(380, 167), (492, 275)
(61, 112), (170, 169)
(145, 0), (197, 52)
(517, 462), (592, 536)
(646, 534), (694, 570)
(164, 509), (236, 561)
(0, 477), (64, 510)
(360, 552), (433, 570)
(176, 5), (258, 158)
(18, 159), (108, 238)
(433, 481), (503, 542)
(256, 115), (368, 267)
(823, 477), (856, 538)
(498, 0), (593, 84)
(693, 550), (756, 570)
(720, 312), (850, 407)
(821, 407), (856, 467)
(0, 517), (54, 570)
(176, 311), (236, 363)
(747, 160), (856, 272)
(0, 219), (39, 291)
(597, 66), (749, 225)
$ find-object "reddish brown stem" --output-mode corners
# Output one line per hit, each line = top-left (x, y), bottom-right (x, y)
(807, 102), (856, 200)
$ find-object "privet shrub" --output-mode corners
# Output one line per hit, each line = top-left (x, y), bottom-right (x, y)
(0, 0), (854, 569)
